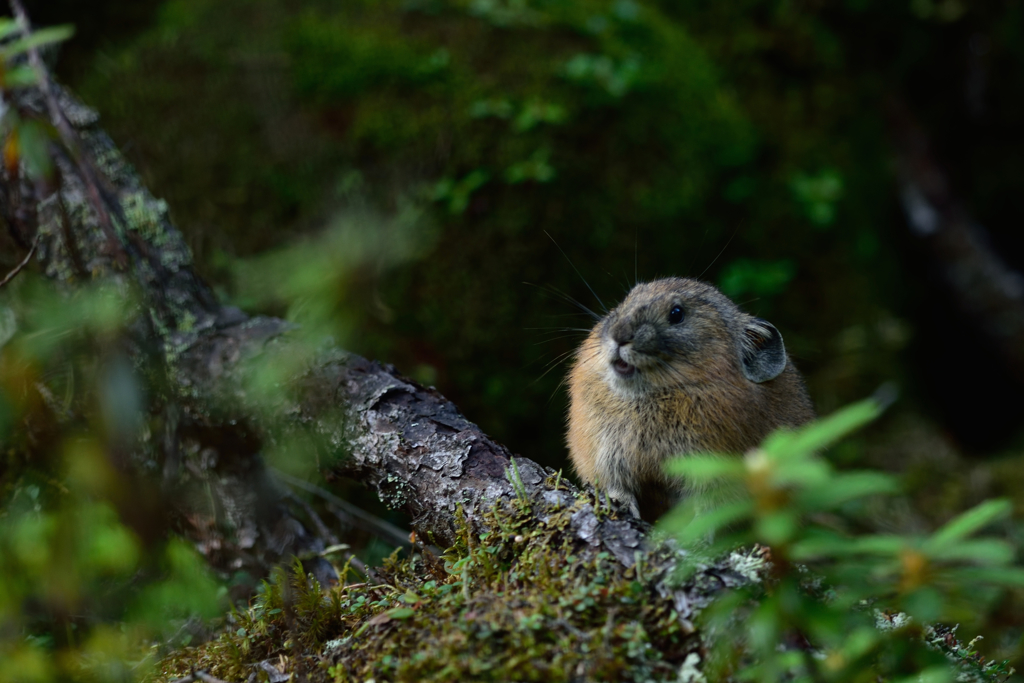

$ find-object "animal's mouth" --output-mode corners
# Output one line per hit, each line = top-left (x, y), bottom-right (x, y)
(612, 356), (636, 377)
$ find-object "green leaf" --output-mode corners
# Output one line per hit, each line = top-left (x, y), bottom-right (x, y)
(386, 606), (416, 620)
(661, 499), (753, 544)
(746, 596), (783, 652)
(837, 626), (881, 662)
(664, 454), (744, 480)
(796, 471), (899, 510)
(754, 510), (798, 546)
(0, 18), (20, 41)
(924, 499), (1011, 550)
(788, 533), (855, 561)
(926, 538), (1014, 566)
(85, 513), (140, 573)
(16, 118), (53, 180)
(768, 457), (831, 487)
(952, 566), (1024, 588)
(844, 534), (908, 556)
(792, 534), (906, 560)
(1, 25), (75, 58)
(902, 586), (944, 622)
(764, 398), (881, 458)
(1, 65), (38, 88)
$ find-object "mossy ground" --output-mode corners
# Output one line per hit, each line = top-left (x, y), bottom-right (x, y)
(155, 485), (693, 683)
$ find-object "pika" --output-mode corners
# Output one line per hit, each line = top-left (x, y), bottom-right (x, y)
(566, 278), (814, 521)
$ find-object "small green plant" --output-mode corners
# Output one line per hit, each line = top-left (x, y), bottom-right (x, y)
(504, 456), (531, 507)
(659, 398), (1024, 682)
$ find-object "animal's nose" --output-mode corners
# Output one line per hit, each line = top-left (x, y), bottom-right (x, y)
(610, 320), (634, 346)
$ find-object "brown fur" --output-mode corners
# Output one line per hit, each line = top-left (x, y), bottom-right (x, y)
(566, 278), (815, 521)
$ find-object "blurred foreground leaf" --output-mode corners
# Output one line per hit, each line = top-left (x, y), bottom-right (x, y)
(659, 398), (1022, 683)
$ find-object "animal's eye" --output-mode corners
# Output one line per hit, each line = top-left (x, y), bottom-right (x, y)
(668, 306), (684, 325)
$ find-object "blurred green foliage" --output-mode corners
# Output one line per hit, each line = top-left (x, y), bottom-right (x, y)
(2, 21), (228, 651)
(661, 401), (1024, 682)
(790, 169), (845, 228)
(0, 279), (225, 683)
(718, 258), (796, 299)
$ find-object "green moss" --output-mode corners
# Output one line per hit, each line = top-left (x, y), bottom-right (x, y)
(154, 496), (695, 682)
(121, 191), (171, 245)
(177, 310), (197, 333)
(93, 144), (132, 186)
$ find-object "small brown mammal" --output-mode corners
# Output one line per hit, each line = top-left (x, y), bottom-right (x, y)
(566, 277), (814, 521)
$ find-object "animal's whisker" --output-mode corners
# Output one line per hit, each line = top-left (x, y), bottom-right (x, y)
(531, 334), (589, 347)
(543, 231), (607, 313)
(530, 349), (579, 385)
(525, 281), (602, 321)
(696, 228), (738, 281)
(524, 327), (593, 333)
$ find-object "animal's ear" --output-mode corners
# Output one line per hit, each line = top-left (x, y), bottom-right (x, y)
(740, 319), (787, 383)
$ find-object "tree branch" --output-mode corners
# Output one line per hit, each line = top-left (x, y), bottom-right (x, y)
(889, 97), (1024, 381)
(0, 233), (37, 288)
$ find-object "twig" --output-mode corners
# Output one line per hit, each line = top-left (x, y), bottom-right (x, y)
(7, 0), (126, 259)
(0, 234), (38, 288)
(283, 488), (384, 583)
(272, 468), (412, 550)
(285, 491), (339, 546)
